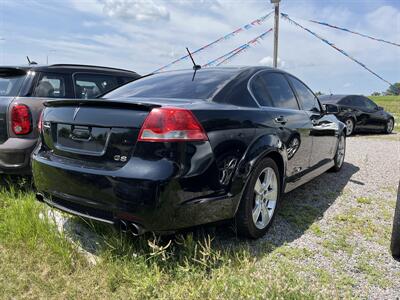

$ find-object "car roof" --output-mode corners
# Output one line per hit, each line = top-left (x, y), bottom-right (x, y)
(0, 64), (140, 76)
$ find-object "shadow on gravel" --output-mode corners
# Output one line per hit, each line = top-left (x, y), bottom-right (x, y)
(52, 162), (360, 260)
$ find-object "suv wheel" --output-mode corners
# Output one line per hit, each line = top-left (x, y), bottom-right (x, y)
(345, 118), (354, 136)
(330, 133), (346, 172)
(235, 157), (280, 239)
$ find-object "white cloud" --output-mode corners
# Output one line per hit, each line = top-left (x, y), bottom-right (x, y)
(259, 56), (285, 68)
(100, 0), (169, 22)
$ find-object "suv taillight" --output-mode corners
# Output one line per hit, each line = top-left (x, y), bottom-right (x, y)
(11, 104), (32, 135)
(138, 107), (208, 142)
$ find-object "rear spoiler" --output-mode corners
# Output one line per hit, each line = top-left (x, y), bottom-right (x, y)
(0, 68), (27, 78)
(44, 99), (160, 111)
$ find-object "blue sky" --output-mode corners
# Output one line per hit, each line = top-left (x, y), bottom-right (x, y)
(0, 0), (399, 95)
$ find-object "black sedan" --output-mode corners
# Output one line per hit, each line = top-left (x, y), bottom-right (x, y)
(319, 94), (394, 136)
(32, 67), (346, 239)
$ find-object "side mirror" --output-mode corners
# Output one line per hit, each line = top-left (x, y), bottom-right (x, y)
(377, 106), (384, 111)
(323, 104), (339, 114)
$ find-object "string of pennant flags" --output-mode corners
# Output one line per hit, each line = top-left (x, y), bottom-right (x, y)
(153, 10), (396, 87)
(308, 19), (400, 48)
(152, 11), (274, 73)
(281, 13), (393, 86)
(203, 28), (273, 67)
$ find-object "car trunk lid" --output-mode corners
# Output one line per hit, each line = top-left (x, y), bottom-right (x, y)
(41, 99), (161, 169)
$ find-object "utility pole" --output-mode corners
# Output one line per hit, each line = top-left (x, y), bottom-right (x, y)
(271, 0), (280, 68)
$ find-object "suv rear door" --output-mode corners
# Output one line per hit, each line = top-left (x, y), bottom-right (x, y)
(250, 71), (313, 179)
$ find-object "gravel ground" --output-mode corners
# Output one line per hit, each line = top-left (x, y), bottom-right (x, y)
(259, 133), (400, 299)
(53, 133), (400, 299)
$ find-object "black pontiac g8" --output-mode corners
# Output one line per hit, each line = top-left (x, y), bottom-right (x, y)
(33, 67), (346, 239)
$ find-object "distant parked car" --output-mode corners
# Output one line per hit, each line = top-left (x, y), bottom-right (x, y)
(33, 67), (346, 239)
(391, 182), (400, 259)
(0, 64), (140, 174)
(319, 94), (394, 136)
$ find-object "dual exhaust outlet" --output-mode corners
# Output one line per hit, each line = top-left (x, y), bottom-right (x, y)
(35, 193), (146, 236)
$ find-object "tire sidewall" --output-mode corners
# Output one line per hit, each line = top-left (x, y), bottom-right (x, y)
(345, 118), (354, 136)
(237, 157), (281, 239)
(391, 182), (400, 259)
(385, 118), (394, 134)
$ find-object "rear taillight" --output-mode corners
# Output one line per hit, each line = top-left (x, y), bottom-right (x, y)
(11, 104), (32, 135)
(138, 107), (208, 142)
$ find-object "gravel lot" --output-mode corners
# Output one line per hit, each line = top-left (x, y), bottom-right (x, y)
(258, 133), (400, 299)
(51, 133), (400, 299)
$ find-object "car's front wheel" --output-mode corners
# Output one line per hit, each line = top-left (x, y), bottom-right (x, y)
(235, 157), (280, 239)
(385, 118), (394, 134)
(330, 133), (346, 172)
(345, 118), (355, 136)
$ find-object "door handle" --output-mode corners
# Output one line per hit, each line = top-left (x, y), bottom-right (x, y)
(274, 116), (288, 125)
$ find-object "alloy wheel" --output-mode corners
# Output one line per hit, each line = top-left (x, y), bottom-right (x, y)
(252, 167), (278, 229)
(345, 119), (354, 136)
(387, 119), (394, 133)
(336, 135), (345, 168)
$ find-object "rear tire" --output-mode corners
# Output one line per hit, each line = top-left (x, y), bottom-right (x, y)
(385, 118), (394, 134)
(345, 118), (355, 136)
(235, 157), (280, 239)
(391, 183), (400, 259)
(330, 133), (346, 172)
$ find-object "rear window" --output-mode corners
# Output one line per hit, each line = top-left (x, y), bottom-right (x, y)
(103, 70), (236, 100)
(0, 69), (26, 97)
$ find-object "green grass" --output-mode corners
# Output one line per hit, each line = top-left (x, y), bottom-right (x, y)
(0, 176), (338, 299)
(369, 95), (400, 132)
(0, 173), (398, 299)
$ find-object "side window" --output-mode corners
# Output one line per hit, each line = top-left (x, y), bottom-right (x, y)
(250, 74), (273, 107)
(339, 97), (351, 106)
(259, 73), (299, 110)
(288, 76), (320, 111)
(33, 73), (67, 98)
(351, 96), (369, 109)
(363, 97), (377, 110)
(74, 74), (119, 99)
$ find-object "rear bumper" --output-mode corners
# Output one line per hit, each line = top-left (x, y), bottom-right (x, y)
(32, 152), (237, 232)
(0, 138), (37, 174)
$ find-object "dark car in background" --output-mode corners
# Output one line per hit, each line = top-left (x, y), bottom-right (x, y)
(319, 94), (394, 136)
(0, 64), (140, 174)
(33, 67), (346, 239)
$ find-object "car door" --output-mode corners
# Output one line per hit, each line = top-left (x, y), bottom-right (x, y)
(347, 96), (373, 131)
(361, 97), (387, 131)
(286, 75), (338, 167)
(250, 71), (313, 178)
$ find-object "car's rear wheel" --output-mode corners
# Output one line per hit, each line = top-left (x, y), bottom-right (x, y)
(345, 118), (355, 136)
(235, 157), (280, 239)
(385, 118), (394, 134)
(330, 133), (346, 172)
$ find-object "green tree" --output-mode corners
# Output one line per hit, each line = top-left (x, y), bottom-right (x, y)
(315, 91), (324, 96)
(386, 82), (400, 95)
(371, 92), (381, 96)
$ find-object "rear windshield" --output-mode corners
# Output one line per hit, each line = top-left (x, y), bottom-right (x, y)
(103, 69), (237, 100)
(0, 69), (26, 97)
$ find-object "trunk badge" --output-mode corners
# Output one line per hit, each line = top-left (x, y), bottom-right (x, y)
(73, 107), (81, 121)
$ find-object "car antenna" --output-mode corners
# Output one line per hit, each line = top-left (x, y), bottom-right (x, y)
(26, 56), (38, 65)
(186, 47), (201, 81)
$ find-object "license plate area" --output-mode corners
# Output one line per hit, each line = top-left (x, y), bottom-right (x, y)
(55, 123), (110, 156)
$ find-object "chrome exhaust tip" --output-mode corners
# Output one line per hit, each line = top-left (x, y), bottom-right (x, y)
(118, 220), (146, 236)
